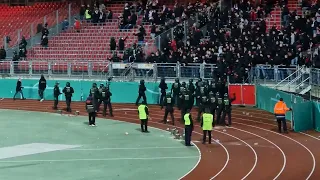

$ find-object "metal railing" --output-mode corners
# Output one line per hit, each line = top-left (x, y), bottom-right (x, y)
(250, 65), (299, 84)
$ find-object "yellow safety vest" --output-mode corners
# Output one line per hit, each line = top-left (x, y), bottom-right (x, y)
(138, 105), (147, 120)
(202, 113), (213, 130)
(85, 9), (91, 19)
(184, 113), (191, 125)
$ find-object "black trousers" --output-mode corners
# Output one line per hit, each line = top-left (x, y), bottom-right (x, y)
(140, 119), (148, 132)
(65, 96), (72, 112)
(53, 97), (59, 109)
(216, 107), (223, 124)
(185, 125), (193, 146)
(159, 92), (166, 106)
(38, 89), (44, 99)
(221, 110), (232, 125)
(13, 90), (24, 99)
(203, 130), (212, 144)
(173, 93), (179, 107)
(102, 100), (113, 116)
(89, 112), (96, 125)
(277, 117), (287, 132)
(92, 98), (99, 111)
(164, 108), (174, 124)
(197, 106), (204, 122)
(136, 93), (147, 105)
(210, 107), (216, 119)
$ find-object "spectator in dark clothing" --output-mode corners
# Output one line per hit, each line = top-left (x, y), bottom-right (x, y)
(62, 18), (69, 30)
(41, 23), (49, 39)
(130, 13), (138, 26)
(110, 37), (116, 51)
(80, 5), (86, 20)
(107, 10), (113, 19)
(41, 35), (48, 48)
(0, 46), (6, 60)
(119, 36), (128, 51)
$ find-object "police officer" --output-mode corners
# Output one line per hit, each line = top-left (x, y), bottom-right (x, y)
(215, 92), (224, 125)
(274, 98), (292, 133)
(221, 93), (236, 126)
(201, 108), (214, 144)
(187, 79), (195, 107)
(197, 94), (209, 122)
(97, 83), (104, 111)
(171, 78), (181, 106)
(195, 81), (207, 106)
(53, 82), (62, 110)
(158, 77), (168, 106)
(180, 88), (193, 122)
(62, 82), (74, 112)
(184, 109), (194, 146)
(138, 101), (149, 133)
(136, 80), (147, 105)
(89, 83), (100, 110)
(209, 79), (217, 94)
(85, 95), (97, 126)
(38, 75), (46, 101)
(161, 92), (174, 125)
(101, 85), (113, 117)
(208, 91), (217, 118)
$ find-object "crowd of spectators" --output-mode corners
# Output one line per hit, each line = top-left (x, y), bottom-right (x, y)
(104, 0), (320, 82)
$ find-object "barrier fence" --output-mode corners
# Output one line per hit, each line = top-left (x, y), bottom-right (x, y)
(228, 84), (256, 106)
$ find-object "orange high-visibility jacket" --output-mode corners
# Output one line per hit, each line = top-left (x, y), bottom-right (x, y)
(274, 101), (290, 115)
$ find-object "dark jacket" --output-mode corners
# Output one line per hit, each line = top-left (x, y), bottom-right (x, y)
(16, 80), (22, 91)
(38, 77), (47, 90)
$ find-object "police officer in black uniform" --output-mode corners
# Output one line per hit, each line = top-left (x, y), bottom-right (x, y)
(135, 79), (147, 105)
(101, 85), (113, 117)
(197, 94), (209, 122)
(97, 83), (104, 111)
(171, 78), (181, 107)
(221, 93), (236, 126)
(85, 95), (97, 126)
(208, 91), (217, 118)
(187, 79), (195, 107)
(180, 88), (193, 122)
(209, 79), (217, 94)
(161, 92), (174, 125)
(53, 82), (62, 110)
(62, 82), (74, 112)
(215, 92), (224, 125)
(195, 81), (207, 106)
(158, 77), (168, 106)
(89, 83), (100, 111)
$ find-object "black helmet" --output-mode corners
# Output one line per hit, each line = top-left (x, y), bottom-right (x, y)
(140, 79), (145, 84)
(92, 83), (97, 88)
(66, 82), (70, 87)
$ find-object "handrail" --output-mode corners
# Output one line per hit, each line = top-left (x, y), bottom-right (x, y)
(295, 77), (310, 89)
(273, 66), (302, 88)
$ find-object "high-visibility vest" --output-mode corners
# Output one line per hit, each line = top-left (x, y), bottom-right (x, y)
(184, 113), (191, 125)
(85, 9), (91, 19)
(202, 113), (213, 130)
(274, 101), (289, 115)
(138, 105), (147, 120)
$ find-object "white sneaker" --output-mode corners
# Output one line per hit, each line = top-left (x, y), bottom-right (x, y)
(92, 124), (96, 127)
(40, 99), (44, 102)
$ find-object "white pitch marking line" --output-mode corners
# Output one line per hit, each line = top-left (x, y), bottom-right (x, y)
(229, 127), (286, 180)
(67, 146), (188, 151)
(211, 130), (258, 180)
(233, 122), (316, 180)
(0, 156), (200, 163)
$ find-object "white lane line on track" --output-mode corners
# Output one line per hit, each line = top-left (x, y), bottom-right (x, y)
(228, 127), (286, 180)
(209, 130), (258, 180)
(0, 156), (200, 163)
(233, 122), (316, 180)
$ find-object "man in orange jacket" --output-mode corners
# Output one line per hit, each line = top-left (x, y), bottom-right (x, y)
(274, 98), (292, 133)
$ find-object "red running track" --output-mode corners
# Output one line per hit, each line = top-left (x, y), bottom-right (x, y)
(1, 99), (320, 180)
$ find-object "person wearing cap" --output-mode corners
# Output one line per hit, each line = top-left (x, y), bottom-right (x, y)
(13, 78), (26, 100)
(138, 101), (149, 133)
(62, 82), (74, 112)
(184, 109), (194, 146)
(85, 94), (97, 126)
(97, 83), (105, 112)
(53, 82), (62, 110)
(201, 108), (214, 144)
(135, 79), (147, 106)
(274, 98), (292, 133)
(161, 92), (174, 125)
